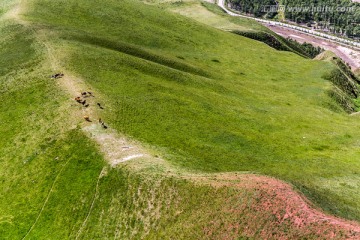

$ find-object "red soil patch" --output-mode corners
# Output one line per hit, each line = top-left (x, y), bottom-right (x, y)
(191, 174), (360, 239)
(266, 24), (360, 70)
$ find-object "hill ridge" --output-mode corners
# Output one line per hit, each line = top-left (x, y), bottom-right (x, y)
(3, 0), (360, 238)
(24, 4), (360, 237)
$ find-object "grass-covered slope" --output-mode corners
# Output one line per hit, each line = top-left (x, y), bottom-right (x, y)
(0, 20), (260, 239)
(1, 0), (360, 238)
(17, 0), (359, 219)
(316, 50), (360, 112)
(0, 18), (106, 238)
(167, 1), (317, 58)
(164, 0), (268, 32)
(21, 0), (360, 221)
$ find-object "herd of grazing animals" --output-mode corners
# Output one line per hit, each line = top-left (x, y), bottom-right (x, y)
(52, 73), (108, 129)
(75, 92), (108, 128)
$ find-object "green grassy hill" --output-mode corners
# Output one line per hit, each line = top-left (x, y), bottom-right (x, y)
(1, 0), (360, 238)
(162, 1), (320, 57)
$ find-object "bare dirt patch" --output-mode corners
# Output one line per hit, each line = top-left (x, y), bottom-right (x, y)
(82, 124), (152, 167)
(6, 3), (360, 238)
(190, 173), (360, 239)
(2, 3), (21, 21)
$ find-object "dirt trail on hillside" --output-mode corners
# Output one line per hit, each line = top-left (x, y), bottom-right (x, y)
(27, 22), (151, 167)
(55, 46), (360, 239)
(7, 3), (360, 239)
(3, 4), (21, 20)
(42, 41), (152, 167)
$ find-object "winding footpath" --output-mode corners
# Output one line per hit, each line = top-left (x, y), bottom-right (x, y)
(5, 2), (360, 239)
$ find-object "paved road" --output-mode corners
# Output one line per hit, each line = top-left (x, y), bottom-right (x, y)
(217, 0), (360, 49)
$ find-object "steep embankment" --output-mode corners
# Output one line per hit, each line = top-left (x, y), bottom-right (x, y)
(1, 0), (360, 239)
(316, 50), (360, 112)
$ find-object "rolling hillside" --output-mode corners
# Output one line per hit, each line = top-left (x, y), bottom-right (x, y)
(1, 0), (360, 238)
